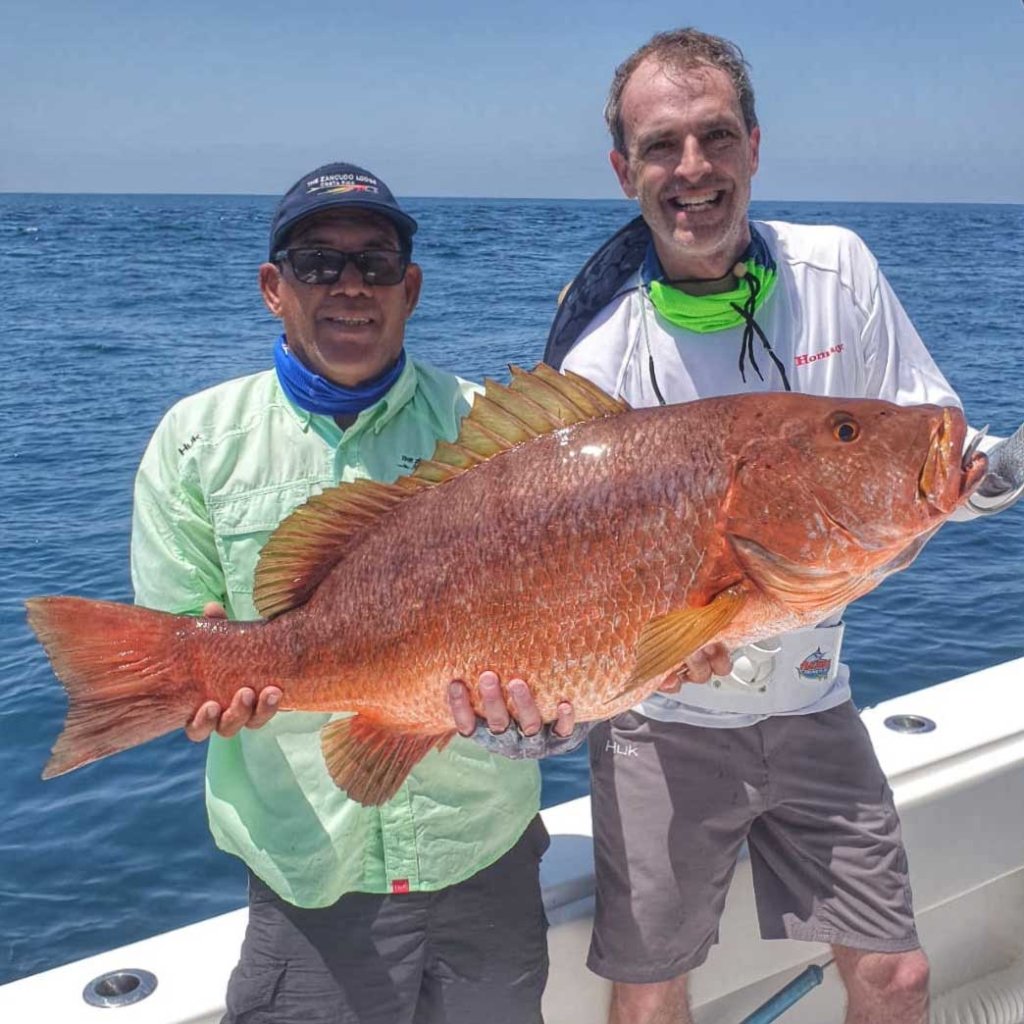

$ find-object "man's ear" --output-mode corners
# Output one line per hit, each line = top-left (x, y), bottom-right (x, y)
(259, 262), (284, 317)
(403, 262), (423, 317)
(610, 149), (637, 199)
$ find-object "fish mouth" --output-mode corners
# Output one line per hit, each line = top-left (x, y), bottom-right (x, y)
(919, 407), (987, 514)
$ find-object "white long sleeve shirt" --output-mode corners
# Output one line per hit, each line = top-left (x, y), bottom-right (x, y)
(562, 220), (967, 727)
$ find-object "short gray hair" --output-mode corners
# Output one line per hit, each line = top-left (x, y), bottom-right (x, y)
(605, 28), (758, 154)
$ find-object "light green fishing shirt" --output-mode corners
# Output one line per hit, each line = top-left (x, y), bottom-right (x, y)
(130, 357), (541, 907)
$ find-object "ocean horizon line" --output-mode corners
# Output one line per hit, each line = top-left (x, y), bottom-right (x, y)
(1, 191), (1021, 208)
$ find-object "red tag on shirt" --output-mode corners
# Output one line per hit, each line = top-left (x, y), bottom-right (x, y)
(391, 879), (410, 894)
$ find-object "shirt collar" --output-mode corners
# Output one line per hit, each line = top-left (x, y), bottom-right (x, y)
(638, 222), (773, 288)
(640, 242), (663, 287)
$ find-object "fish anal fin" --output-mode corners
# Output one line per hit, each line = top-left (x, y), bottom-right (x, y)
(608, 586), (748, 705)
(320, 716), (455, 806)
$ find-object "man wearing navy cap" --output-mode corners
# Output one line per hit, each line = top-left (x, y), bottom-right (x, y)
(130, 162), (573, 1023)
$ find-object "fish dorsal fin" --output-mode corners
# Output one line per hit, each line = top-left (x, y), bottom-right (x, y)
(412, 364), (629, 483)
(254, 363), (629, 618)
(253, 476), (425, 619)
(512, 363), (630, 420)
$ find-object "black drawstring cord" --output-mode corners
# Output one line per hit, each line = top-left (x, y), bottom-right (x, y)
(647, 353), (667, 405)
(644, 262), (791, 401)
(730, 268), (791, 391)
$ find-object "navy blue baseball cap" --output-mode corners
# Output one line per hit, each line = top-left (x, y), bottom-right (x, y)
(268, 162), (418, 258)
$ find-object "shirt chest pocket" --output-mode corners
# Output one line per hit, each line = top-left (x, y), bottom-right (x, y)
(210, 480), (326, 617)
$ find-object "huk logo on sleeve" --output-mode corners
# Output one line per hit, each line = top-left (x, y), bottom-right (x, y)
(178, 433), (201, 456)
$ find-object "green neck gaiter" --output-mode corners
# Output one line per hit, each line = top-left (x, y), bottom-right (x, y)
(647, 259), (777, 334)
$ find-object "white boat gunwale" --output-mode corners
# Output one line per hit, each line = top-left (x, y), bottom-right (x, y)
(3, 655), (1024, 1023)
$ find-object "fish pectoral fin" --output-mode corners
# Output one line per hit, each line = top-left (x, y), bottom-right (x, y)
(320, 716), (455, 807)
(606, 587), (747, 705)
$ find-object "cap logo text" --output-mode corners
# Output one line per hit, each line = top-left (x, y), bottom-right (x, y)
(305, 172), (380, 196)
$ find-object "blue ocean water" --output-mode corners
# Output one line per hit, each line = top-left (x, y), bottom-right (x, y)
(1, 194), (1022, 986)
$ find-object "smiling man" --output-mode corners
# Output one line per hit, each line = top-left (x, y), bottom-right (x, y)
(263, 206), (420, 409)
(129, 162), (565, 1024)
(543, 27), (1024, 1024)
(608, 52), (758, 283)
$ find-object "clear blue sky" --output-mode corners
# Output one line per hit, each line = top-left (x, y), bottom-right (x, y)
(2, 0), (1021, 202)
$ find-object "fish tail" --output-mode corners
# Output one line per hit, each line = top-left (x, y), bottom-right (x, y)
(26, 595), (206, 779)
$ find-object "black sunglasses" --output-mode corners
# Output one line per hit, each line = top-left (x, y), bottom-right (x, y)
(273, 247), (408, 287)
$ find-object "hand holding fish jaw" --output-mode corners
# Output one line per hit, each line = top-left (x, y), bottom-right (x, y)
(970, 419), (1024, 513)
(184, 603), (283, 743)
(659, 642), (733, 691)
(448, 672), (589, 760)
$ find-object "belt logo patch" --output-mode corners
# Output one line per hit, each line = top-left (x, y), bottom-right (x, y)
(797, 647), (832, 682)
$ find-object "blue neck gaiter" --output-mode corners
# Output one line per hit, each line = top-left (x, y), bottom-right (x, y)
(273, 335), (406, 416)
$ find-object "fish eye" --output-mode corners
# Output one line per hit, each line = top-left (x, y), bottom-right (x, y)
(829, 414), (860, 443)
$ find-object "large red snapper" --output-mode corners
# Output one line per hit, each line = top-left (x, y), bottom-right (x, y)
(26, 365), (986, 805)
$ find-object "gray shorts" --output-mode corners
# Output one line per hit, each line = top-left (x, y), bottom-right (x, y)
(588, 702), (919, 983)
(222, 816), (550, 1024)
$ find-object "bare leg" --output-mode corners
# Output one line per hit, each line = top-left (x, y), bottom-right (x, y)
(833, 945), (930, 1024)
(608, 976), (692, 1024)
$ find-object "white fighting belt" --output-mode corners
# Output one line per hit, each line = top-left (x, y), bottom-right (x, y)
(680, 622), (846, 715)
